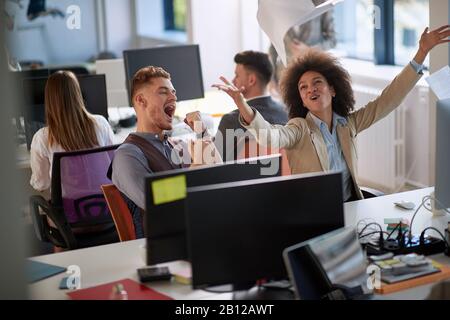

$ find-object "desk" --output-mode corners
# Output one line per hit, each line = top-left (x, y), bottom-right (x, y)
(28, 188), (450, 300)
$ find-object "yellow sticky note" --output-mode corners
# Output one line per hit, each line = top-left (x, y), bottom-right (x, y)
(151, 175), (187, 205)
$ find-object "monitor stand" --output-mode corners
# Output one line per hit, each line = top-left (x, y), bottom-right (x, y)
(233, 286), (295, 300)
(203, 281), (256, 294)
(203, 281), (295, 300)
(429, 192), (446, 216)
(203, 284), (234, 293)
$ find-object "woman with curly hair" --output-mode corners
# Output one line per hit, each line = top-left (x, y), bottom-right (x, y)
(212, 25), (450, 201)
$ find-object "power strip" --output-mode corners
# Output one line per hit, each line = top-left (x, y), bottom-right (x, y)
(365, 235), (446, 256)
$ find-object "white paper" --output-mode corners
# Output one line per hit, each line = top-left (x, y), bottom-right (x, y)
(426, 66), (450, 100)
(257, 0), (343, 66)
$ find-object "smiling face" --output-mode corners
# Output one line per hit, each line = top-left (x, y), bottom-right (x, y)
(134, 77), (177, 133)
(298, 71), (335, 116)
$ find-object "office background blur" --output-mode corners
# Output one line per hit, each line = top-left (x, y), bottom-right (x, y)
(1, 0), (449, 299)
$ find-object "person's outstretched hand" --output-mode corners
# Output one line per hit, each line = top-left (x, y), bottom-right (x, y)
(212, 76), (255, 124)
(415, 25), (450, 64)
(212, 76), (246, 106)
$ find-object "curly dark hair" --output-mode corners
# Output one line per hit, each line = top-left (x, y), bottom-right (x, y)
(280, 49), (355, 120)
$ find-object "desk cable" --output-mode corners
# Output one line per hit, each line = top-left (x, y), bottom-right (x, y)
(408, 195), (450, 246)
(357, 221), (389, 245)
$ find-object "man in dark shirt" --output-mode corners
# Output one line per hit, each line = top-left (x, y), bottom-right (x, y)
(215, 51), (288, 161)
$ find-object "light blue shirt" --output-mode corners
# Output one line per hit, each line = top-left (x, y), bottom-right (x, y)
(410, 60), (425, 74)
(310, 112), (353, 201)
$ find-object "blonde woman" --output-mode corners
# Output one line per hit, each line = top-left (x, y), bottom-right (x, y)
(30, 71), (114, 192)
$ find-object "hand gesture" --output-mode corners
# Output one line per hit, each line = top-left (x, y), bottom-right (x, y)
(212, 77), (246, 106)
(415, 25), (450, 64)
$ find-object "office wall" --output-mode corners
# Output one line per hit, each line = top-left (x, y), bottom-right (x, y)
(190, 0), (269, 89)
(6, 0), (99, 65)
(189, 0), (241, 89)
(104, 0), (134, 57)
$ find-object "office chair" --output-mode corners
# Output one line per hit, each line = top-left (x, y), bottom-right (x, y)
(30, 145), (120, 250)
(101, 184), (136, 242)
(239, 138), (292, 176)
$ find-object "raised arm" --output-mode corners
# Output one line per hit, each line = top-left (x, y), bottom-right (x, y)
(413, 25), (450, 65)
(351, 25), (450, 133)
(212, 76), (303, 149)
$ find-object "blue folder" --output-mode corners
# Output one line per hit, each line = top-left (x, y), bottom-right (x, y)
(27, 260), (67, 283)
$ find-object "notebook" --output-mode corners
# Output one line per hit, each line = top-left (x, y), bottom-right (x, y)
(67, 279), (173, 300)
(27, 260), (66, 283)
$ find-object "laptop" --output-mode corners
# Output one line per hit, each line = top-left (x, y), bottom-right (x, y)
(283, 227), (372, 300)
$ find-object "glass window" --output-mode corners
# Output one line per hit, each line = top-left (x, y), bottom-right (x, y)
(394, 0), (429, 67)
(164, 0), (187, 32)
(136, 0), (187, 42)
(333, 0), (375, 60)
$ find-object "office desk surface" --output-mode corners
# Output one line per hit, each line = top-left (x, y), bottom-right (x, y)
(29, 188), (450, 300)
(28, 239), (221, 300)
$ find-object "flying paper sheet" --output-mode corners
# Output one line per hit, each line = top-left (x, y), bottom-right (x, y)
(257, 0), (343, 66)
(425, 65), (450, 100)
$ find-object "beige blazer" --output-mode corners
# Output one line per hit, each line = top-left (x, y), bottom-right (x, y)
(242, 64), (422, 199)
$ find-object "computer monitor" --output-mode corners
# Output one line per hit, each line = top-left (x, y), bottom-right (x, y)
(12, 69), (50, 80)
(22, 74), (109, 150)
(123, 45), (204, 103)
(95, 59), (129, 108)
(145, 154), (282, 265)
(13, 67), (89, 82)
(185, 172), (345, 290)
(283, 227), (370, 300)
(78, 75), (109, 119)
(435, 98), (450, 210)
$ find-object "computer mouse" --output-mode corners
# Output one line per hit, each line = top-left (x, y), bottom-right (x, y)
(394, 201), (416, 210)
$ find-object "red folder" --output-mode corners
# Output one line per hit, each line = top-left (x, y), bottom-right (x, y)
(67, 279), (173, 300)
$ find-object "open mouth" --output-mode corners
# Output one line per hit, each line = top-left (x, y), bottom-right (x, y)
(164, 105), (176, 120)
(310, 95), (320, 101)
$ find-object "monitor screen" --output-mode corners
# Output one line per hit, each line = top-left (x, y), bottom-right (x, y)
(22, 74), (109, 150)
(436, 99), (450, 209)
(123, 45), (204, 103)
(13, 67), (89, 83)
(283, 227), (369, 300)
(145, 154), (282, 265)
(77, 75), (109, 120)
(13, 69), (50, 80)
(185, 172), (345, 289)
